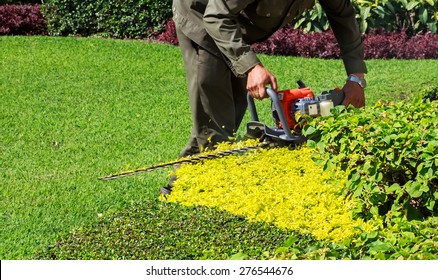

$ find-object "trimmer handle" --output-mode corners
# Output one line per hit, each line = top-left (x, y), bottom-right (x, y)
(247, 88), (295, 141)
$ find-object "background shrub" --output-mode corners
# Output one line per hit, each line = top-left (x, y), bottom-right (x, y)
(41, 0), (172, 38)
(363, 29), (438, 59)
(155, 21), (438, 59)
(40, 0), (437, 40)
(0, 4), (46, 35)
(0, 0), (41, 4)
(353, 0), (438, 34)
(295, 0), (438, 34)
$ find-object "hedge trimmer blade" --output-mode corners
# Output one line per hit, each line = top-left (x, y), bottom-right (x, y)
(98, 142), (271, 181)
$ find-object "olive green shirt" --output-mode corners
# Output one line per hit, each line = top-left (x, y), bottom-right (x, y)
(173, 0), (367, 76)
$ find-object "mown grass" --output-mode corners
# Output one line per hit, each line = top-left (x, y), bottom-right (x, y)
(0, 36), (437, 259)
(0, 36), (189, 259)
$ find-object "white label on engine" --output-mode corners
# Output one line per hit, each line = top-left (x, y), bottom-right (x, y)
(308, 104), (319, 116)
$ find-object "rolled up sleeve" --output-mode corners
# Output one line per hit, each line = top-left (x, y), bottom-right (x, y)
(320, 0), (367, 74)
(203, 0), (260, 75)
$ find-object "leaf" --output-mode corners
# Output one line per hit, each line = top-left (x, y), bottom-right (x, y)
(303, 125), (316, 136)
(360, 7), (371, 19)
(360, 20), (368, 33)
(369, 241), (392, 252)
(275, 247), (289, 254)
(383, 135), (392, 145)
(323, 159), (334, 171)
(419, 7), (428, 24)
(406, 2), (419, 11)
(284, 236), (299, 247)
(410, 244), (420, 254)
(387, 183), (402, 195)
(374, 172), (383, 182)
(315, 3), (323, 17)
(370, 206), (379, 216)
(307, 139), (316, 149)
(316, 141), (326, 152)
(366, 231), (379, 241)
(385, 2), (395, 14)
(399, 0), (409, 9)
(406, 182), (427, 198)
(425, 198), (436, 211)
(229, 252), (248, 260)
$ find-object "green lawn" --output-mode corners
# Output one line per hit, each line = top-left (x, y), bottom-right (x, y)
(0, 36), (437, 259)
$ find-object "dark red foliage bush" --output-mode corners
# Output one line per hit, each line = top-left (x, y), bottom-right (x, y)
(0, 4), (47, 35)
(363, 29), (438, 59)
(154, 19), (178, 46)
(153, 20), (438, 60)
(252, 28), (340, 58)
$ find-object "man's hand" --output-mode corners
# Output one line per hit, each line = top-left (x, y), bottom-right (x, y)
(246, 64), (277, 99)
(342, 73), (366, 108)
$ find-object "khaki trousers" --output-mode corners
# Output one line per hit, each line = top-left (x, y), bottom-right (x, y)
(176, 28), (248, 158)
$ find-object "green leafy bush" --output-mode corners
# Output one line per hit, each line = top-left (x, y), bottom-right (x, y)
(292, 2), (329, 33)
(37, 198), (438, 260)
(303, 96), (438, 221)
(354, 0), (438, 34)
(37, 200), (295, 260)
(41, 0), (172, 38)
(274, 216), (438, 260)
(294, 0), (438, 33)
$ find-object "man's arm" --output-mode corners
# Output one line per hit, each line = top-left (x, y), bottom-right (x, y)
(203, 0), (276, 99)
(203, 0), (260, 76)
(320, 0), (367, 107)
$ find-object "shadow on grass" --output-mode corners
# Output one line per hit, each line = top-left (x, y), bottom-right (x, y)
(36, 199), (298, 260)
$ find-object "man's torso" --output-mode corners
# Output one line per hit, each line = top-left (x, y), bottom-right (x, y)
(174, 0), (315, 44)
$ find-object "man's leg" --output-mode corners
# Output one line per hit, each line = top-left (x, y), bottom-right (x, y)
(177, 29), (247, 156)
(161, 29), (247, 195)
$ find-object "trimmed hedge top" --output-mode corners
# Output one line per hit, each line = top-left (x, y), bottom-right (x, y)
(41, 0), (172, 38)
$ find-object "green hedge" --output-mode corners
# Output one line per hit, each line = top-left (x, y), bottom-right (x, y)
(295, 0), (438, 33)
(41, 0), (172, 38)
(303, 92), (438, 221)
(40, 0), (437, 39)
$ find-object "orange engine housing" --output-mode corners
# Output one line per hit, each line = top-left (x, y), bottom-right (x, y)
(276, 87), (315, 128)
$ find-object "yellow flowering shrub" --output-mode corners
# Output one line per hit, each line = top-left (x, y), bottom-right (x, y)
(164, 141), (380, 242)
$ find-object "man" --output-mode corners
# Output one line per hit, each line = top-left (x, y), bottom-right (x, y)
(161, 0), (367, 194)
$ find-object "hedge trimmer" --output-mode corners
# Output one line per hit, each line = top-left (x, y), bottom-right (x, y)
(98, 81), (344, 181)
